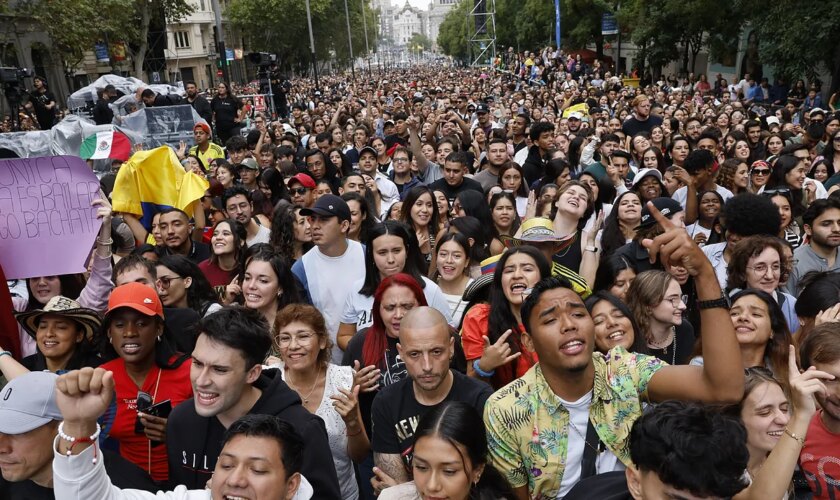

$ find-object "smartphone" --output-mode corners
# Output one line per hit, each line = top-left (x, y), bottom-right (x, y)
(134, 399), (173, 435)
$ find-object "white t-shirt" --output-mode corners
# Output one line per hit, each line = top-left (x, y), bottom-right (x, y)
(294, 241), (366, 363)
(672, 184), (733, 211)
(340, 276), (453, 330)
(556, 391), (622, 499)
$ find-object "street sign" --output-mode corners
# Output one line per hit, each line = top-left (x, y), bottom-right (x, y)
(601, 13), (618, 35)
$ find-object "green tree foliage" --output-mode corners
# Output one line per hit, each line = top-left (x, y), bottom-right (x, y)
(226, 0), (378, 72)
(409, 32), (432, 52)
(12, 0), (193, 78)
(745, 0), (840, 87)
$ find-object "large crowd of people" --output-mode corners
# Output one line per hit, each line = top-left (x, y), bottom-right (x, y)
(2, 50), (840, 500)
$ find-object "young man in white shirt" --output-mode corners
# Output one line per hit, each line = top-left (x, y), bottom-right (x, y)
(292, 195), (366, 362)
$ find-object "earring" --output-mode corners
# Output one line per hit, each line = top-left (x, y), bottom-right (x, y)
(156, 335), (162, 342)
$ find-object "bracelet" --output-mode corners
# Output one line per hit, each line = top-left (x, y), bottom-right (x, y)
(473, 359), (495, 378)
(96, 237), (113, 246)
(0, 350), (11, 359)
(58, 422), (101, 464)
(346, 426), (363, 437)
(783, 427), (805, 446)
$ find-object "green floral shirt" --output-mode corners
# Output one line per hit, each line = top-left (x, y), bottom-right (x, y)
(483, 347), (665, 499)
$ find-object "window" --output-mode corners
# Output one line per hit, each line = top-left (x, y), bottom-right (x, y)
(174, 31), (190, 49)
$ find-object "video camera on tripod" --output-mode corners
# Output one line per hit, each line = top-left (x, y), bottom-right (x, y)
(1, 67), (34, 131)
(247, 52), (279, 118)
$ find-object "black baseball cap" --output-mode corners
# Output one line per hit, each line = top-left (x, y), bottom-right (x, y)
(475, 103), (490, 114)
(638, 198), (684, 229)
(299, 194), (351, 221)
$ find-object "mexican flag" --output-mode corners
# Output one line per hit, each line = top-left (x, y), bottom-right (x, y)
(80, 131), (132, 161)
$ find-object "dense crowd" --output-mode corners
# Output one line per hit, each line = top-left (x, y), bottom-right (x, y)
(1, 52), (840, 500)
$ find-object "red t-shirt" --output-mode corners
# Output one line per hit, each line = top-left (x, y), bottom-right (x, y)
(101, 356), (193, 482)
(198, 259), (236, 300)
(460, 303), (538, 389)
(800, 410), (840, 499)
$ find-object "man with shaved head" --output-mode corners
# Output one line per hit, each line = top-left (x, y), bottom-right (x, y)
(369, 307), (493, 492)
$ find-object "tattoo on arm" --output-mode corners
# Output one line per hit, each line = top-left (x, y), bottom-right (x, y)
(374, 452), (410, 483)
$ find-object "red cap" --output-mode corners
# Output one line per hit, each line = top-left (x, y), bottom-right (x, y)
(194, 122), (211, 135)
(106, 282), (164, 319)
(288, 173), (316, 189)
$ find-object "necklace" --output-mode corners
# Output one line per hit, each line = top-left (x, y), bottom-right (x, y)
(567, 419), (600, 455)
(288, 366), (322, 405)
(648, 326), (677, 365)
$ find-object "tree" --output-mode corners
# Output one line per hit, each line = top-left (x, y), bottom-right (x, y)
(226, 0), (378, 73)
(409, 32), (432, 53)
(744, 0), (840, 90)
(12, 0), (193, 79)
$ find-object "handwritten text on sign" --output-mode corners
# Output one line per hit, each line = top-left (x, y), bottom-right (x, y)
(0, 156), (102, 279)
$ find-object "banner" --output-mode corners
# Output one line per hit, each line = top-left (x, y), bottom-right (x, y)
(555, 0), (561, 48)
(0, 156), (102, 279)
(112, 42), (126, 62)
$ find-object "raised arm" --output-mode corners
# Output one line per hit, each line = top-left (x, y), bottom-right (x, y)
(407, 116), (430, 175)
(644, 202), (744, 403)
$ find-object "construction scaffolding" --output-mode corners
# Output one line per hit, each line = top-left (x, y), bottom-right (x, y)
(468, 0), (496, 67)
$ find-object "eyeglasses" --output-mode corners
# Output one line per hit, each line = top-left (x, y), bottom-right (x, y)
(291, 187), (311, 195)
(751, 169), (771, 176)
(275, 331), (317, 347)
(156, 276), (184, 288)
(663, 296), (684, 308)
(746, 264), (781, 275)
(763, 187), (790, 196)
(393, 158), (410, 163)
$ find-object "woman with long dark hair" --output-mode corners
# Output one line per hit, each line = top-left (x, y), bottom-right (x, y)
(766, 154), (808, 219)
(401, 185), (441, 267)
(454, 190), (505, 256)
(434, 232), (474, 326)
(156, 255), (221, 318)
(489, 191), (521, 246)
(336, 221), (451, 350)
(583, 291), (648, 354)
(341, 191), (377, 244)
(593, 255), (637, 302)
(269, 205), (313, 263)
(225, 243), (301, 336)
(600, 191), (642, 257)
(461, 247), (551, 389)
(380, 402), (516, 500)
(199, 218), (247, 296)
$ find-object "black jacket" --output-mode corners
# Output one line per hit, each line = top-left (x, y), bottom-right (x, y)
(166, 368), (341, 498)
(521, 145), (548, 187)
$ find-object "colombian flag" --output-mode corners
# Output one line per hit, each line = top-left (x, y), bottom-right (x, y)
(111, 146), (209, 230)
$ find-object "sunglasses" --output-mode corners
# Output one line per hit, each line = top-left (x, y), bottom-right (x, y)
(763, 187), (790, 196)
(290, 187), (311, 195)
(751, 169), (771, 176)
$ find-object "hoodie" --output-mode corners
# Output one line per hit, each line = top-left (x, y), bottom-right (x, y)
(166, 368), (341, 498)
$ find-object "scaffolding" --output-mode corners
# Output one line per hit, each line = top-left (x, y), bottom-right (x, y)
(467, 0), (496, 67)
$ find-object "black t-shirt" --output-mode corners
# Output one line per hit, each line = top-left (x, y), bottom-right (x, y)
(210, 96), (242, 130)
(428, 176), (484, 207)
(343, 329), (407, 436)
(92, 98), (114, 125)
(0, 449), (157, 499)
(647, 321), (695, 365)
(29, 90), (56, 129)
(621, 114), (663, 138)
(384, 133), (408, 150)
(370, 370), (493, 470)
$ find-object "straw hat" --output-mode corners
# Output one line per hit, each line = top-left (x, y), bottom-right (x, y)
(16, 296), (102, 341)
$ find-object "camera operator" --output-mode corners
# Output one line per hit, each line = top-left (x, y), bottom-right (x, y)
(28, 75), (56, 130)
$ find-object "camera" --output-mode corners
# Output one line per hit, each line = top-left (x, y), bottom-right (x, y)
(0, 67), (32, 84)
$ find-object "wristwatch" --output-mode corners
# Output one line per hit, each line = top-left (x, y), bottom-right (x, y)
(585, 245), (599, 253)
(697, 294), (729, 310)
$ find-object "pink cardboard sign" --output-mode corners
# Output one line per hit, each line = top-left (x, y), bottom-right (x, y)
(0, 156), (102, 279)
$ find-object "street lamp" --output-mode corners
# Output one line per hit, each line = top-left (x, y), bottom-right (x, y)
(304, 0), (319, 89)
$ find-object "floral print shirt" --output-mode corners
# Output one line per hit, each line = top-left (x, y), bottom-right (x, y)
(483, 347), (665, 499)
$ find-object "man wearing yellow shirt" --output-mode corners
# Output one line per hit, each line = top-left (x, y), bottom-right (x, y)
(189, 122), (224, 168)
